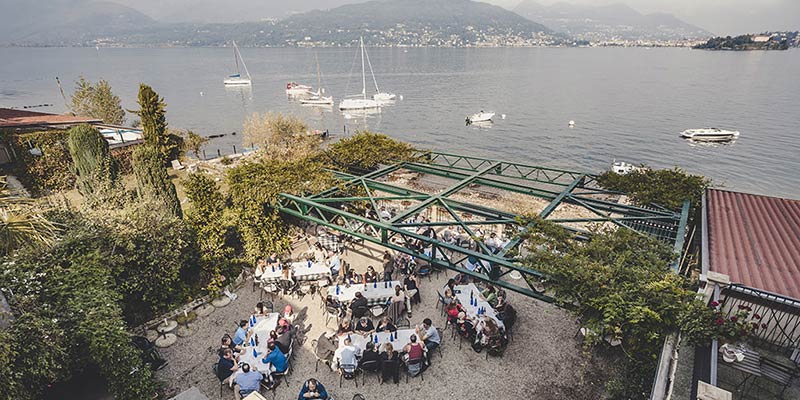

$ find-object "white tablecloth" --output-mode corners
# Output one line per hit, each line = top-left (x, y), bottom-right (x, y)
(251, 313), (280, 342)
(326, 281), (401, 304)
(454, 284), (504, 328)
(337, 328), (417, 352)
(238, 313), (281, 373)
(291, 261), (331, 281)
(256, 266), (285, 283)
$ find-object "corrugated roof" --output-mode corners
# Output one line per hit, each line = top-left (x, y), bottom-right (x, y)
(707, 188), (800, 300)
(0, 108), (99, 128)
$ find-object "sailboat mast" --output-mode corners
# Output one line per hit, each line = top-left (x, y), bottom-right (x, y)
(364, 42), (381, 93)
(233, 41), (241, 75)
(315, 49), (321, 90)
(360, 37), (366, 100)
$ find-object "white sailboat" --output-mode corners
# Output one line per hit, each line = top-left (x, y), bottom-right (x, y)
(223, 41), (251, 86)
(362, 44), (396, 103)
(339, 37), (381, 111)
(300, 50), (334, 106)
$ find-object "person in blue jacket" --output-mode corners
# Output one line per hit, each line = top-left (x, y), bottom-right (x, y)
(298, 378), (328, 399)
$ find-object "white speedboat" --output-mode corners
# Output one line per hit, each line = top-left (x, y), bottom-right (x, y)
(373, 92), (396, 102)
(286, 82), (313, 96)
(611, 161), (640, 175)
(223, 41), (252, 86)
(466, 111), (495, 125)
(680, 128), (739, 142)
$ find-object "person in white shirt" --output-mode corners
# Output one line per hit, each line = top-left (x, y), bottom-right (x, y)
(328, 251), (341, 276)
(333, 337), (361, 373)
(379, 206), (392, 221)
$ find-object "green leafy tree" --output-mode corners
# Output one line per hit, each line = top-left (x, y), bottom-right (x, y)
(519, 218), (709, 399)
(243, 112), (319, 160)
(66, 124), (118, 203)
(324, 131), (426, 173)
(182, 130), (209, 159)
(134, 84), (175, 164)
(133, 145), (182, 218)
(70, 76), (125, 125)
(596, 167), (710, 211)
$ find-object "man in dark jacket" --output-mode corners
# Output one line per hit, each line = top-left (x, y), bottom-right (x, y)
(350, 292), (368, 318)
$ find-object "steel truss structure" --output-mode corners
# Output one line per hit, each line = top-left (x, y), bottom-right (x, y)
(277, 151), (690, 302)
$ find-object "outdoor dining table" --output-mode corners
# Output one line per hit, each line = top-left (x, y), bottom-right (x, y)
(337, 328), (418, 352)
(256, 265), (285, 283)
(291, 261), (331, 282)
(326, 280), (401, 306)
(454, 284), (504, 328)
(238, 313), (280, 374)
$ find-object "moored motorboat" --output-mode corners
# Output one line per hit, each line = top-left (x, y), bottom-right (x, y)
(466, 111), (495, 125)
(611, 161), (641, 175)
(286, 82), (313, 95)
(680, 128), (739, 142)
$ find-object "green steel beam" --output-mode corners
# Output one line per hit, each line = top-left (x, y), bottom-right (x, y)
(389, 162), (501, 224)
(312, 164), (403, 199)
(425, 152), (585, 186)
(395, 218), (518, 228)
(669, 200), (692, 273)
(280, 198), (555, 303)
(313, 194), (429, 203)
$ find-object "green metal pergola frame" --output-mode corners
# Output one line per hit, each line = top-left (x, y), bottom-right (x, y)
(277, 151), (690, 302)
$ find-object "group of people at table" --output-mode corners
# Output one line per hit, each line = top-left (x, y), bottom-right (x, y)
(216, 302), (306, 399)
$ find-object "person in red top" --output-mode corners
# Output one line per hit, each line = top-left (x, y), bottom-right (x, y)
(444, 301), (463, 324)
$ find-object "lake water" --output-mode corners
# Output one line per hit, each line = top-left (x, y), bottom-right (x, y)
(1, 47), (798, 198)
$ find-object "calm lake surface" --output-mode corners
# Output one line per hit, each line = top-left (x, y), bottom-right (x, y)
(1, 47), (798, 198)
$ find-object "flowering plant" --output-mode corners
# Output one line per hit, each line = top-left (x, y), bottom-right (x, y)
(709, 302), (763, 342)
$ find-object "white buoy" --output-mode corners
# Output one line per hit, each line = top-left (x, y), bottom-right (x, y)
(569, 120), (575, 127)
(501, 114), (506, 119)
(200, 91), (204, 96)
(399, 95), (404, 101)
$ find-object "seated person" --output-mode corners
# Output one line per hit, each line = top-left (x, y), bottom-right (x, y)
(349, 292), (368, 317)
(482, 285), (498, 308)
(359, 341), (381, 371)
(402, 335), (426, 376)
(233, 320), (250, 347)
(333, 337), (361, 373)
(363, 266), (379, 283)
(456, 312), (476, 340)
(404, 273), (420, 304)
(255, 258), (267, 278)
(261, 342), (288, 385)
(376, 316), (397, 333)
(283, 304), (296, 324)
(232, 363), (262, 398)
(390, 285), (406, 307)
(336, 319), (353, 336)
(254, 302), (269, 317)
(484, 232), (502, 253)
(354, 316), (374, 335)
(453, 272), (471, 285)
(380, 342), (401, 384)
(217, 348), (238, 383)
(275, 327), (293, 354)
(328, 251), (341, 276)
(495, 292), (508, 314)
(444, 301), (464, 324)
(416, 318), (441, 364)
(442, 279), (457, 303)
(344, 268), (360, 285)
(219, 334), (239, 356)
(266, 252), (279, 267)
(298, 378), (328, 400)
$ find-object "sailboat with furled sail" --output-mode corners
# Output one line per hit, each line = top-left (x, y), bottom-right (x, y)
(223, 41), (251, 86)
(339, 37), (381, 111)
(300, 50), (334, 106)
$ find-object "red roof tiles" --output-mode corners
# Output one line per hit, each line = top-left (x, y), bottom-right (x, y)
(707, 188), (800, 300)
(0, 108), (99, 128)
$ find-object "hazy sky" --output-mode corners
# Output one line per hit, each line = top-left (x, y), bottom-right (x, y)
(114, 0), (799, 35)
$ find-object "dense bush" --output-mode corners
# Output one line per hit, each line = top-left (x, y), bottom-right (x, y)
(595, 167), (710, 211)
(519, 218), (708, 399)
(133, 145), (182, 218)
(324, 131), (425, 173)
(1, 130), (74, 194)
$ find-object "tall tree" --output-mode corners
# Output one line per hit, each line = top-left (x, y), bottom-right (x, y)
(70, 76), (125, 125)
(134, 84), (174, 164)
(66, 124), (118, 203)
(132, 145), (182, 218)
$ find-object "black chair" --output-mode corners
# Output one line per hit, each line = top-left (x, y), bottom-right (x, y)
(358, 360), (381, 385)
(380, 358), (401, 385)
(352, 304), (369, 320)
(352, 395), (366, 400)
(436, 291), (448, 317)
(395, 317), (410, 329)
(416, 263), (433, 282)
(325, 304), (342, 327)
(405, 357), (425, 382)
(339, 363), (359, 388)
(485, 334), (505, 360)
(211, 362), (228, 399)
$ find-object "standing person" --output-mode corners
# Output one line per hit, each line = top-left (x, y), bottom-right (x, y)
(382, 252), (395, 282)
(298, 378), (328, 399)
(232, 363), (262, 398)
(416, 318), (441, 366)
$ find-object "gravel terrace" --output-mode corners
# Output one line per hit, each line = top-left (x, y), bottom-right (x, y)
(156, 241), (612, 400)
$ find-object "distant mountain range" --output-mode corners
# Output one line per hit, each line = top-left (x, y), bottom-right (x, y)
(513, 1), (712, 41)
(1, 0), (553, 47)
(0, 0), (156, 45)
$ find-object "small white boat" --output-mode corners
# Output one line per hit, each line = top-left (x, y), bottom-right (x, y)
(680, 128), (739, 142)
(373, 92), (396, 102)
(223, 41), (252, 86)
(466, 111), (495, 125)
(611, 161), (641, 175)
(300, 92), (334, 106)
(286, 82), (313, 95)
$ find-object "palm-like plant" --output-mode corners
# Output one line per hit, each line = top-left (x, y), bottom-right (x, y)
(0, 176), (59, 256)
